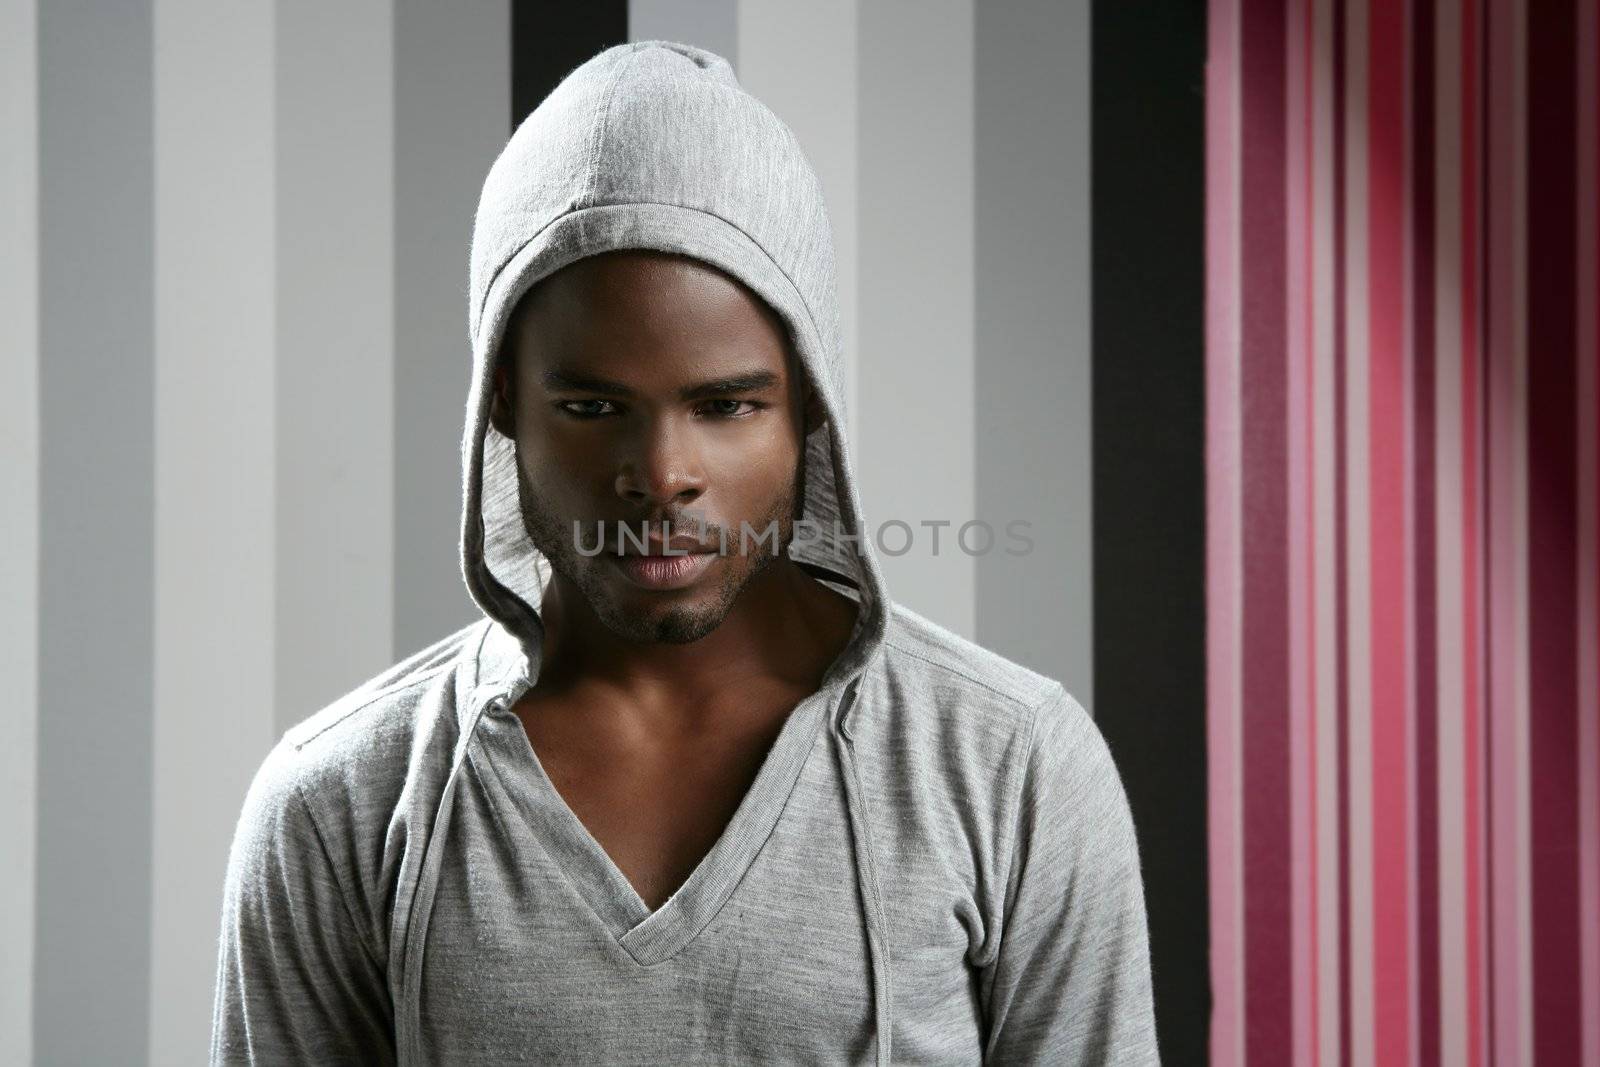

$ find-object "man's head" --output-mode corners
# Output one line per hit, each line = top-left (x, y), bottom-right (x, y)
(488, 249), (827, 645)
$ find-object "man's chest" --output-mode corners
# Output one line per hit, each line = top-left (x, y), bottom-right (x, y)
(409, 704), (991, 1064)
(513, 688), (801, 911)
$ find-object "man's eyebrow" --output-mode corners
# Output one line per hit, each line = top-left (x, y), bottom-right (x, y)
(540, 367), (782, 401)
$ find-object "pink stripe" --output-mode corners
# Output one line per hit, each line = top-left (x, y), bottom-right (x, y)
(1207, 0), (1246, 1062)
(1365, 0), (1413, 1061)
(1459, 0), (1487, 1061)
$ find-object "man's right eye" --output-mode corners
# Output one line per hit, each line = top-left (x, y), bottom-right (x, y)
(555, 400), (616, 419)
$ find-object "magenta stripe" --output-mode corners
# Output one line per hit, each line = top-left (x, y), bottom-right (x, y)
(1241, 0), (1293, 1061)
(1526, 1), (1583, 1062)
(1411, 1), (1440, 1064)
(1460, 0), (1487, 1061)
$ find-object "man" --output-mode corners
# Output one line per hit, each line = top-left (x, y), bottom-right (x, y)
(212, 40), (1159, 1065)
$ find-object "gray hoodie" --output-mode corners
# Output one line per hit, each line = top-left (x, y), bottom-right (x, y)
(211, 41), (1159, 1066)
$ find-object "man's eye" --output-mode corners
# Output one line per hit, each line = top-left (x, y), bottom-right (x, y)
(701, 399), (759, 418)
(556, 399), (615, 419)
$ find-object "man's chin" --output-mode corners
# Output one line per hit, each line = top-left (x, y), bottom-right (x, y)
(571, 558), (725, 642)
(598, 596), (724, 645)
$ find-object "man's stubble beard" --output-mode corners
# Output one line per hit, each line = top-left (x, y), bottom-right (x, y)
(512, 444), (809, 646)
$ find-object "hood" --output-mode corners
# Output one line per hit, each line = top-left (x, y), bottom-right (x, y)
(461, 40), (891, 686)
(444, 40), (898, 1064)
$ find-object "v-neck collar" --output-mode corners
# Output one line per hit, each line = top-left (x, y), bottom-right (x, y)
(466, 617), (861, 966)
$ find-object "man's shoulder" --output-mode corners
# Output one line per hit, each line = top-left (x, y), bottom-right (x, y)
(880, 600), (1067, 722)
(872, 600), (1095, 794)
(249, 618), (491, 821)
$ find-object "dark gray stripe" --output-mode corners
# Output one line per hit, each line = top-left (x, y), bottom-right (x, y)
(274, 3), (398, 732)
(974, 0), (1092, 692)
(628, 0), (737, 67)
(36, 0), (154, 1062)
(394, 0), (511, 658)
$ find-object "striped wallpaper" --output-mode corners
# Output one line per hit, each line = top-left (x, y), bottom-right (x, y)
(7, 2), (1111, 1062)
(1208, 2), (1600, 1066)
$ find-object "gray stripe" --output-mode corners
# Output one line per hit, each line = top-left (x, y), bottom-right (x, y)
(1, 0), (39, 1061)
(274, 0), (396, 732)
(974, 0), (1091, 694)
(394, 0), (510, 658)
(35, 0), (155, 1062)
(148, 1), (277, 1060)
(735, 3), (861, 447)
(629, 0), (737, 68)
(857, 0), (977, 638)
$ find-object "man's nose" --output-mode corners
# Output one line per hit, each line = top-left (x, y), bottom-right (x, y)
(614, 417), (706, 507)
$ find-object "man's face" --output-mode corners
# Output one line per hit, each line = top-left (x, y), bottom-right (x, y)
(488, 250), (820, 645)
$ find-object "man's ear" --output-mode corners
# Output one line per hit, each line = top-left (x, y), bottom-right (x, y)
(488, 363), (516, 438)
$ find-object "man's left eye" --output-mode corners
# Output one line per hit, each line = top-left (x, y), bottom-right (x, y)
(702, 399), (758, 418)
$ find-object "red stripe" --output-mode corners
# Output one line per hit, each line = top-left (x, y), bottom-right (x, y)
(1241, 0), (1293, 1061)
(1527, 0), (1583, 1061)
(1366, 0), (1412, 1060)
(1411, 0), (1441, 1063)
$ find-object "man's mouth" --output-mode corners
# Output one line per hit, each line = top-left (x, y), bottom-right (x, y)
(608, 548), (717, 590)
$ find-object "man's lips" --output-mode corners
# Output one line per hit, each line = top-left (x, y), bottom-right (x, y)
(608, 548), (718, 590)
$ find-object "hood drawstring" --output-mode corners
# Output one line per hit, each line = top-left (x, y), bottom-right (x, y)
(394, 689), (504, 1062)
(831, 677), (894, 1066)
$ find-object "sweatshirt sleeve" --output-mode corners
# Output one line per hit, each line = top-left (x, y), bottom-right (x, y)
(210, 741), (395, 1065)
(980, 685), (1160, 1065)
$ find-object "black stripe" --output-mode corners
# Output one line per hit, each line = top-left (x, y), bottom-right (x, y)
(511, 0), (629, 130)
(1092, 1), (1210, 1061)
